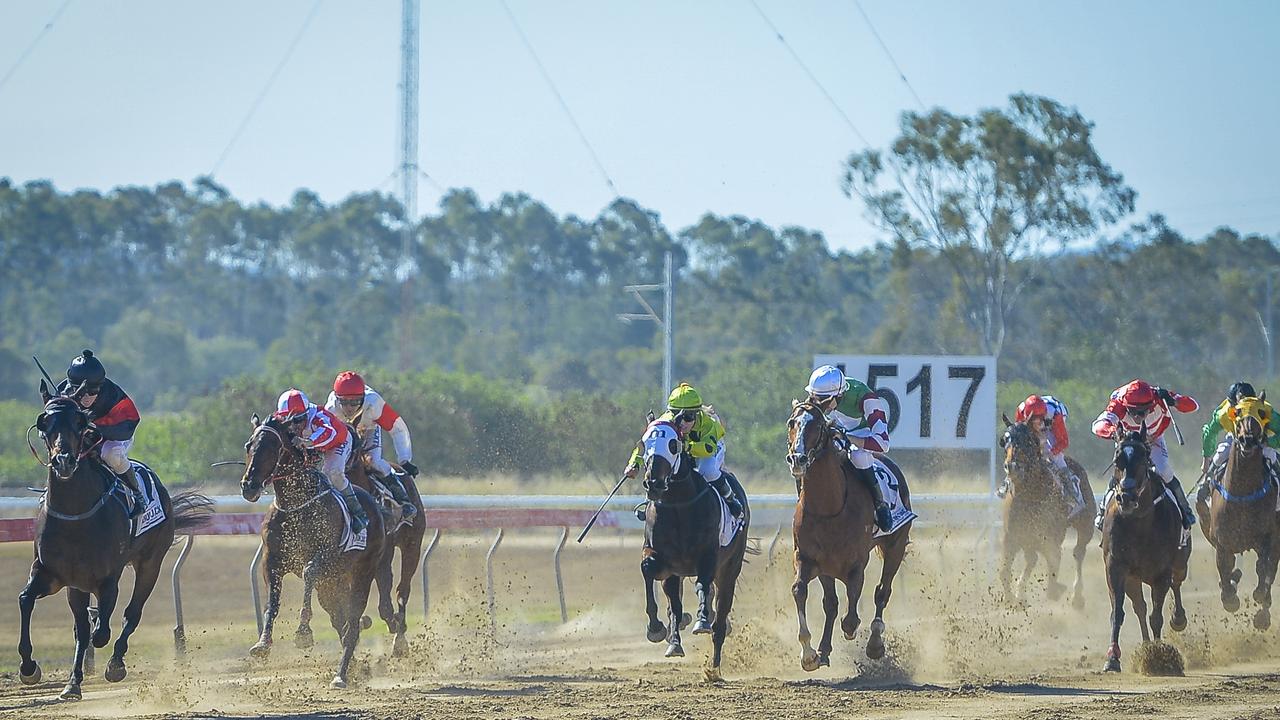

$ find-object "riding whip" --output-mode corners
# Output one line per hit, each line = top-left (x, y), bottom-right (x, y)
(576, 473), (629, 544)
(32, 355), (57, 392)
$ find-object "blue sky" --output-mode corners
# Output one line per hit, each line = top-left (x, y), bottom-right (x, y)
(1, 1), (1277, 251)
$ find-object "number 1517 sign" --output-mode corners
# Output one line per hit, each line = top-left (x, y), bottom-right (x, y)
(813, 355), (997, 450)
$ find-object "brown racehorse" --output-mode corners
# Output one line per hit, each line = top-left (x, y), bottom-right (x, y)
(999, 416), (1094, 607)
(239, 414), (385, 689)
(1196, 394), (1279, 629)
(1100, 429), (1190, 672)
(295, 425), (426, 657)
(19, 385), (211, 701)
(786, 400), (911, 670)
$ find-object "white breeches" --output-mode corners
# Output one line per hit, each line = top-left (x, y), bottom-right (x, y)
(1212, 435), (1279, 468)
(695, 441), (725, 482)
(101, 439), (133, 474)
(1151, 435), (1174, 483)
(849, 447), (875, 470)
(361, 427), (395, 477)
(321, 437), (352, 492)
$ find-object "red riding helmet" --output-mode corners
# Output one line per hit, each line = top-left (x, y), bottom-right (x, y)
(1120, 380), (1157, 409)
(274, 389), (310, 423)
(1020, 395), (1048, 419)
(333, 371), (366, 397)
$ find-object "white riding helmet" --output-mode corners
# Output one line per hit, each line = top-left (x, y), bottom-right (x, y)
(805, 365), (846, 398)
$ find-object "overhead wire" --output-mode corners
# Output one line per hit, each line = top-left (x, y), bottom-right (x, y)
(852, 0), (926, 112)
(746, 0), (870, 148)
(0, 0), (75, 96)
(210, 0), (324, 176)
(499, 0), (619, 198)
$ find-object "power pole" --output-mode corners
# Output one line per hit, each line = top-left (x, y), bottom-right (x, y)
(396, 0), (421, 371)
(618, 251), (675, 404)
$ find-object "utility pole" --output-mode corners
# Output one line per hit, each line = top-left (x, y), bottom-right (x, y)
(396, 0), (421, 371)
(618, 251), (674, 404)
(1267, 271), (1275, 381)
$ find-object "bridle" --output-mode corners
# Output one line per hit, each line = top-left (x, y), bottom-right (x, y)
(787, 400), (840, 477)
(30, 399), (102, 481)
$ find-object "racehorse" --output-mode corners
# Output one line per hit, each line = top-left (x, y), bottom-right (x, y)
(1100, 429), (1190, 672)
(786, 399), (911, 670)
(999, 416), (1094, 606)
(239, 414), (386, 689)
(294, 422), (426, 657)
(18, 382), (211, 700)
(638, 420), (751, 681)
(1196, 394), (1279, 628)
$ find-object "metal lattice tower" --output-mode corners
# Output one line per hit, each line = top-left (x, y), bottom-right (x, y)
(397, 0), (420, 369)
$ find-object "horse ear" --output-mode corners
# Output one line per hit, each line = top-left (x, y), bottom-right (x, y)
(1261, 390), (1267, 403)
(792, 398), (800, 408)
(646, 409), (656, 424)
(38, 379), (51, 404)
(250, 413), (261, 428)
(35, 412), (49, 433)
(1002, 413), (1013, 428)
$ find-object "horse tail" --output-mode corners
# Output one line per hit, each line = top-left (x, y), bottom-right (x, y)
(170, 491), (215, 534)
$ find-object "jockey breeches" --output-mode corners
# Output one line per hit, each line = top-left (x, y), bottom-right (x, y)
(101, 439), (133, 474)
(695, 441), (725, 482)
(322, 437), (353, 492)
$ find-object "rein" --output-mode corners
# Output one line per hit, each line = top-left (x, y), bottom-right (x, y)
(251, 423), (330, 514)
(790, 405), (852, 519)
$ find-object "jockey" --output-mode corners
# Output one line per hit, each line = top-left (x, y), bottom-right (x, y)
(325, 371), (417, 520)
(274, 389), (368, 534)
(997, 394), (1086, 518)
(1091, 379), (1199, 530)
(624, 383), (743, 521)
(803, 365), (894, 533)
(55, 349), (146, 517)
(1199, 381), (1280, 492)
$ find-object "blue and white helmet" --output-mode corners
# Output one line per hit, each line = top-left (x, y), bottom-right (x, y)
(805, 365), (846, 398)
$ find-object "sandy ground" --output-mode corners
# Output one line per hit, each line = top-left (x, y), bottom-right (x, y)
(4, 524), (1280, 719)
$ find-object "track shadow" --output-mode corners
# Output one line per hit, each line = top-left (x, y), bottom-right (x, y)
(423, 683), (548, 698)
(983, 681), (1139, 697)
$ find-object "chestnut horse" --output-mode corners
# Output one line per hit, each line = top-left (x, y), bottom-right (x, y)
(239, 414), (385, 689)
(786, 400), (911, 670)
(1196, 394), (1279, 628)
(999, 416), (1094, 606)
(638, 420), (751, 681)
(1100, 429), (1189, 672)
(18, 385), (211, 700)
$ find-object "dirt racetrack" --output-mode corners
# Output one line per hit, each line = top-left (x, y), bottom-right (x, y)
(4, 524), (1280, 719)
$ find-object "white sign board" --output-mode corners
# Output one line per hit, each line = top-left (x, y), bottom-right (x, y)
(812, 355), (997, 450)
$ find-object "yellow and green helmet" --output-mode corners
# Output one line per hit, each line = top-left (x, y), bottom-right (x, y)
(667, 382), (703, 411)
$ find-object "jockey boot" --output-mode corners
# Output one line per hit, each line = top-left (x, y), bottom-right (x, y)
(341, 485), (369, 534)
(995, 476), (1011, 499)
(1094, 475), (1118, 531)
(634, 501), (649, 522)
(387, 472), (418, 520)
(115, 466), (146, 519)
(1167, 478), (1195, 529)
(1059, 468), (1086, 518)
(852, 465), (894, 533)
(709, 474), (743, 518)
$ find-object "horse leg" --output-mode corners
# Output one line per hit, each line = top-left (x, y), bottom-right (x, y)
(91, 576), (120, 649)
(1044, 536), (1067, 600)
(250, 553), (284, 658)
(17, 563), (56, 685)
(393, 532), (424, 656)
(1017, 548), (1039, 603)
(1125, 578), (1150, 643)
(1170, 581), (1188, 632)
(662, 576), (684, 658)
(868, 535), (908, 661)
(106, 555), (164, 683)
(692, 553), (717, 634)
(1253, 538), (1277, 630)
(815, 575), (838, 668)
(1104, 561), (1127, 672)
(375, 546), (399, 636)
(705, 559), (743, 682)
(1071, 527), (1089, 609)
(840, 563), (865, 642)
(295, 559), (319, 649)
(793, 555), (821, 672)
(641, 553), (666, 643)
(60, 588), (93, 701)
(332, 573), (375, 689)
(1216, 545), (1241, 612)
(999, 531), (1016, 603)
(1149, 577), (1170, 643)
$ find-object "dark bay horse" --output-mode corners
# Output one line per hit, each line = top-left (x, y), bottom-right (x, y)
(638, 420), (751, 681)
(999, 416), (1094, 606)
(1197, 394), (1279, 628)
(18, 385), (211, 700)
(1100, 429), (1189, 672)
(295, 425), (425, 657)
(239, 414), (385, 689)
(786, 400), (911, 670)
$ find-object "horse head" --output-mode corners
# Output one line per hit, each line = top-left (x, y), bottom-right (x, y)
(1113, 429), (1154, 515)
(786, 400), (830, 479)
(639, 421), (686, 501)
(240, 414), (303, 502)
(1233, 395), (1269, 457)
(34, 388), (92, 481)
(1000, 415), (1050, 498)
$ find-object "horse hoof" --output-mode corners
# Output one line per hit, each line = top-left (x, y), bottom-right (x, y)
(1254, 588), (1270, 605)
(679, 613), (692, 630)
(800, 649), (821, 672)
(19, 662), (40, 685)
(1255, 608), (1271, 631)
(294, 629), (314, 649)
(1171, 612), (1188, 632)
(867, 637), (886, 661)
(392, 633), (409, 658)
(692, 619), (713, 635)
(249, 641), (272, 659)
(818, 653), (830, 667)
(665, 642), (684, 658)
(1232, 568), (1244, 584)
(1223, 593), (1242, 613)
(704, 666), (723, 683)
(59, 683), (82, 701)
(330, 676), (347, 690)
(92, 629), (110, 649)
(104, 658), (126, 683)
(646, 624), (668, 643)
(360, 615), (373, 630)
(1103, 658), (1121, 673)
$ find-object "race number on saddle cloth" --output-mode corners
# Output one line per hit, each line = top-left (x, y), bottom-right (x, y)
(641, 421), (742, 547)
(119, 461), (166, 537)
(329, 487), (369, 553)
(869, 459), (916, 538)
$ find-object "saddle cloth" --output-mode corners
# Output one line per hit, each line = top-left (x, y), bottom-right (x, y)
(107, 461), (166, 538)
(713, 490), (743, 547)
(870, 459), (916, 539)
(330, 488), (368, 553)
